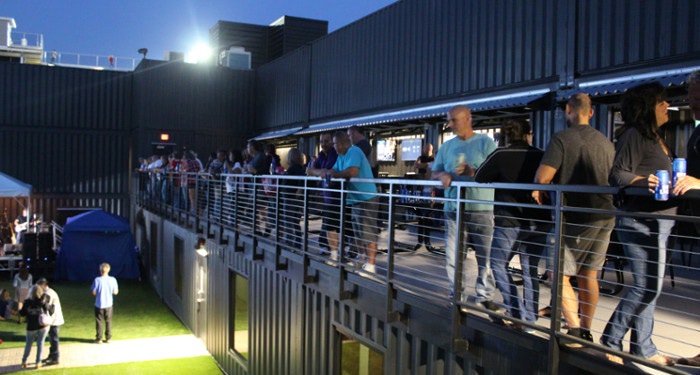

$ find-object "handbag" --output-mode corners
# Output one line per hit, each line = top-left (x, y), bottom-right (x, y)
(39, 311), (52, 327)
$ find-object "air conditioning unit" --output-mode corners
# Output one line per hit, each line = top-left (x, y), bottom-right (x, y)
(164, 51), (185, 61)
(219, 47), (251, 70)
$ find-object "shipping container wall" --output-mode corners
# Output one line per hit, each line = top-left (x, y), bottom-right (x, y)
(0, 63), (131, 130)
(256, 47), (311, 129)
(575, 0), (700, 75)
(131, 60), (256, 157)
(0, 63), (132, 220)
(308, 0), (566, 121)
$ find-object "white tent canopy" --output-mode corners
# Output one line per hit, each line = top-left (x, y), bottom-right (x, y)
(0, 171), (32, 238)
(0, 171), (31, 197)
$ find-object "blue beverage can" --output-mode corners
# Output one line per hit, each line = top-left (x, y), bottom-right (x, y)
(325, 172), (331, 187)
(673, 158), (686, 188)
(654, 170), (669, 201)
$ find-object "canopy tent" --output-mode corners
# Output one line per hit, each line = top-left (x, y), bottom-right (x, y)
(0, 171), (31, 197)
(55, 210), (140, 282)
(0, 171), (32, 244)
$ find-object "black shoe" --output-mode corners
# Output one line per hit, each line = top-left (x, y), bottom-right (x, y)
(580, 329), (594, 343)
(565, 328), (584, 348)
(480, 300), (500, 312)
(413, 243), (423, 251)
(45, 359), (59, 366)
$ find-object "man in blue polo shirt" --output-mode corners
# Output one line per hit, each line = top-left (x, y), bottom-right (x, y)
(320, 130), (379, 274)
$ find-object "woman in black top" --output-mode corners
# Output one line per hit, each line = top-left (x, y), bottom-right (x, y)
(20, 285), (54, 369)
(602, 82), (675, 366)
(281, 148), (306, 247)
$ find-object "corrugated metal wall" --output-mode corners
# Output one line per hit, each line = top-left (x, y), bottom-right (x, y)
(575, 0), (700, 75)
(0, 63), (132, 218)
(249, 263), (305, 375)
(268, 16), (328, 61)
(145, 214), (561, 375)
(255, 0), (700, 132)
(308, 0), (565, 121)
(252, 0), (569, 128)
(132, 60), (256, 156)
(256, 47), (311, 129)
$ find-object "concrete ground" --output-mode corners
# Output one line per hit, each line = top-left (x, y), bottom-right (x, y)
(0, 334), (210, 373)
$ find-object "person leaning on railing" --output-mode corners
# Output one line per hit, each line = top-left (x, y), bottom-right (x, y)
(602, 82), (676, 367)
(474, 119), (551, 331)
(615, 70), (700, 368)
(181, 150), (202, 214)
(280, 148), (306, 248)
(532, 93), (615, 345)
(320, 130), (379, 274)
(306, 132), (340, 260)
(431, 105), (497, 310)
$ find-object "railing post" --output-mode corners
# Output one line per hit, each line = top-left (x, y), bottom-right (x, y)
(547, 187), (564, 375)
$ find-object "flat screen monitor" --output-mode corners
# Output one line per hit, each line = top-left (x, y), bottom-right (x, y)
(376, 139), (396, 162)
(401, 139), (423, 161)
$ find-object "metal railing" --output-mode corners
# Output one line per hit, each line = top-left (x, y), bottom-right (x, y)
(9, 31), (43, 49)
(44, 51), (136, 71)
(135, 170), (700, 373)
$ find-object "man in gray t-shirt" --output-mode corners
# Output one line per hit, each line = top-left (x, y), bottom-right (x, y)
(533, 93), (614, 344)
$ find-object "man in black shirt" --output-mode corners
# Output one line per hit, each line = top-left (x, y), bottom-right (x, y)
(347, 126), (372, 159)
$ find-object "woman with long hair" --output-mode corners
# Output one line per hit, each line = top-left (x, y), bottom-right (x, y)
(602, 82), (675, 366)
(19, 285), (53, 369)
(13, 263), (32, 324)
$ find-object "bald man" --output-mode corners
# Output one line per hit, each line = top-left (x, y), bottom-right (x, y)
(432, 105), (497, 310)
(533, 93), (615, 345)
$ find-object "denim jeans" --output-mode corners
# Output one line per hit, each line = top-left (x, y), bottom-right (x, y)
(22, 327), (49, 364)
(491, 224), (551, 322)
(445, 211), (495, 302)
(600, 216), (674, 358)
(48, 325), (60, 361)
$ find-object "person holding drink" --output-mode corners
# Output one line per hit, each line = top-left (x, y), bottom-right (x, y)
(602, 82), (676, 366)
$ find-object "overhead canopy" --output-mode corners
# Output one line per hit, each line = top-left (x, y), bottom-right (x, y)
(0, 171), (31, 197)
(250, 126), (303, 141)
(295, 88), (552, 135)
(559, 66), (699, 101)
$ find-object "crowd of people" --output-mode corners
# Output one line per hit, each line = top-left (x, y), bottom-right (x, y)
(135, 71), (700, 367)
(0, 262), (118, 369)
(8, 264), (64, 370)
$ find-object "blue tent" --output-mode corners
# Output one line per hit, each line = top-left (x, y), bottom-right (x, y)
(55, 210), (140, 282)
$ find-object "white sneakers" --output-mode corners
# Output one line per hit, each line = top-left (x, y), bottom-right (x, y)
(361, 263), (376, 273)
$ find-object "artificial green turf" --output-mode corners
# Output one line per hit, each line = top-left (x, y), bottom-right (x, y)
(21, 355), (222, 374)
(0, 279), (189, 349)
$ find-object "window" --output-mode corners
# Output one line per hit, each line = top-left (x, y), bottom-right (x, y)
(174, 236), (184, 298)
(229, 271), (249, 358)
(339, 332), (384, 374)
